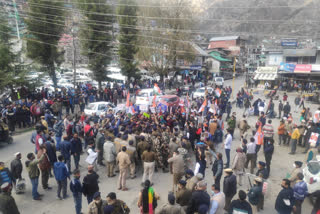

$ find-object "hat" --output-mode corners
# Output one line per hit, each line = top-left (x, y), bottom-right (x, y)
(224, 168), (233, 173)
(258, 161), (266, 167)
(185, 169), (194, 176)
(254, 177), (262, 183)
(294, 161), (303, 167)
(0, 182), (11, 191)
(195, 173), (203, 180)
(41, 116), (45, 119)
(99, 128), (104, 131)
(93, 192), (101, 199)
(179, 180), (187, 186)
(14, 152), (21, 156)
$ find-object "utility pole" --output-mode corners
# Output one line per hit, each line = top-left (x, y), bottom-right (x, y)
(232, 57), (236, 98)
(12, 0), (20, 40)
(72, 26), (76, 88)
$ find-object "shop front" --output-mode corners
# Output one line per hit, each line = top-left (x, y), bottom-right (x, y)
(253, 66), (278, 89)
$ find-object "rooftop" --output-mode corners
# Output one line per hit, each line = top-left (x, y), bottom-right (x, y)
(209, 36), (240, 42)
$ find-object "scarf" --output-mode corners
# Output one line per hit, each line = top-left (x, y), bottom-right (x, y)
(148, 187), (154, 214)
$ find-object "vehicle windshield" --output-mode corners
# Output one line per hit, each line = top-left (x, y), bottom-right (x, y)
(138, 91), (149, 97)
(85, 104), (95, 110)
(162, 97), (176, 102)
(307, 161), (320, 175)
(216, 78), (223, 82)
(196, 89), (205, 93)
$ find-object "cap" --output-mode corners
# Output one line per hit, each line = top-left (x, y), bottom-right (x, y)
(0, 182), (11, 191)
(179, 180), (187, 186)
(195, 173), (203, 180)
(185, 169), (194, 176)
(254, 177), (262, 183)
(224, 168), (233, 173)
(258, 161), (266, 167)
(93, 192), (101, 199)
(14, 152), (21, 156)
(294, 161), (303, 167)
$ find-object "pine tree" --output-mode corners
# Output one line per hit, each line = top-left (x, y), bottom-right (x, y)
(25, 0), (66, 88)
(117, 0), (139, 80)
(78, 0), (113, 89)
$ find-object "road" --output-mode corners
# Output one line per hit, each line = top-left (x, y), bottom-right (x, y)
(0, 76), (315, 214)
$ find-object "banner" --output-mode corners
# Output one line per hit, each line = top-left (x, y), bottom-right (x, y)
(309, 132), (319, 145)
(139, 105), (149, 112)
(143, 112), (150, 118)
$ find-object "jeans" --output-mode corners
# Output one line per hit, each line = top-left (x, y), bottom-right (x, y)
(41, 169), (50, 189)
(73, 154), (80, 170)
(278, 134), (284, 145)
(291, 139), (297, 153)
(30, 177), (40, 199)
(57, 179), (68, 198)
(225, 149), (230, 168)
(55, 136), (62, 150)
(65, 158), (71, 172)
(73, 192), (82, 214)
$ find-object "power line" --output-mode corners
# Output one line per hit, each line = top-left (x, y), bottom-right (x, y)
(23, 1), (320, 24)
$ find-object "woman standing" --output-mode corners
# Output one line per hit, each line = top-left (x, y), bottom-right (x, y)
(138, 180), (160, 214)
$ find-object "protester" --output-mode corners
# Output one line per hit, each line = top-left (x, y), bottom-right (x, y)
(69, 169), (83, 214)
(293, 173), (308, 214)
(229, 190), (252, 214)
(0, 182), (20, 214)
(137, 180), (159, 214)
(83, 165), (99, 204)
(53, 155), (69, 200)
(275, 179), (295, 214)
(209, 184), (225, 214)
(223, 168), (237, 211)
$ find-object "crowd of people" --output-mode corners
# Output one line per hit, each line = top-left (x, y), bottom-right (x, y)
(0, 79), (320, 214)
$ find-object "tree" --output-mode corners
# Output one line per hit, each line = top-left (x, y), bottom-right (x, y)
(137, 0), (195, 80)
(78, 0), (113, 89)
(117, 0), (139, 80)
(0, 10), (28, 92)
(25, 0), (66, 88)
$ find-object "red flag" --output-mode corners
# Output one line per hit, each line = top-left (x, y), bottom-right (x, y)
(152, 95), (157, 107)
(256, 124), (264, 145)
(126, 91), (130, 107)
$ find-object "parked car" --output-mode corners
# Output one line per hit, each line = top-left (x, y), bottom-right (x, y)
(214, 77), (224, 86)
(159, 95), (180, 107)
(303, 156), (320, 204)
(136, 88), (162, 106)
(181, 85), (195, 96)
(192, 87), (214, 99)
(84, 102), (115, 116)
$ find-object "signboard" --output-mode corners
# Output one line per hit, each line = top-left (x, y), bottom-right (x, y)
(139, 105), (149, 112)
(279, 62), (295, 73)
(311, 64), (320, 71)
(294, 64), (312, 73)
(309, 132), (319, 145)
(157, 103), (168, 112)
(281, 39), (298, 47)
(150, 107), (156, 113)
(190, 65), (202, 70)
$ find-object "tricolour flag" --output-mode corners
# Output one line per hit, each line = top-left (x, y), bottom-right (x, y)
(154, 83), (161, 95)
(152, 95), (157, 107)
(126, 91), (130, 107)
(198, 99), (207, 112)
(215, 88), (221, 97)
(255, 124), (264, 145)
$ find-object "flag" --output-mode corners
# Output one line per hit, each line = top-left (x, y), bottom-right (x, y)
(126, 91), (130, 107)
(186, 93), (191, 108)
(198, 99), (207, 112)
(154, 83), (161, 94)
(215, 88), (221, 97)
(152, 95), (157, 107)
(255, 124), (264, 145)
(129, 106), (136, 114)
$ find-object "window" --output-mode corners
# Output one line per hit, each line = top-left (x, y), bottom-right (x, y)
(85, 103), (96, 110)
(98, 104), (106, 110)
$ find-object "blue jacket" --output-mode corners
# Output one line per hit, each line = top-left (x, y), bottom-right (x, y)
(53, 162), (69, 181)
(293, 181), (308, 201)
(70, 138), (82, 155)
(60, 140), (71, 160)
(70, 178), (82, 196)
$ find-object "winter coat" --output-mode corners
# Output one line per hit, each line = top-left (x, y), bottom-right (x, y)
(0, 192), (20, 214)
(10, 159), (23, 180)
(70, 178), (82, 196)
(157, 203), (185, 214)
(275, 187), (295, 214)
(186, 190), (210, 214)
(293, 180), (308, 201)
(60, 140), (71, 160)
(82, 172), (99, 197)
(248, 185), (262, 205)
(53, 162), (69, 181)
(223, 174), (237, 197)
(103, 141), (117, 162)
(232, 152), (246, 174)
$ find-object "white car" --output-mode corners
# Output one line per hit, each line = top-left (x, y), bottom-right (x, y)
(192, 87), (214, 99)
(215, 77), (224, 86)
(136, 88), (162, 106)
(84, 102), (116, 116)
(303, 157), (320, 196)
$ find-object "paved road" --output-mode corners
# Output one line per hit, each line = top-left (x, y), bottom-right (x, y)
(0, 76), (315, 214)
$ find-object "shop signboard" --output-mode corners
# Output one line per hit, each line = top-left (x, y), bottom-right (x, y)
(294, 64), (312, 73)
(281, 39), (298, 47)
(279, 62), (295, 73)
(311, 64), (320, 71)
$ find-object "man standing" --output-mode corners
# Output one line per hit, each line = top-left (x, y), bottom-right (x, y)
(25, 151), (46, 200)
(70, 134), (82, 170)
(293, 173), (308, 214)
(38, 146), (52, 190)
(245, 137), (257, 174)
(168, 150), (185, 192)
(284, 118), (293, 145)
(224, 129), (233, 168)
(248, 177), (263, 213)
(70, 169), (83, 214)
(278, 101), (283, 119)
(264, 138), (274, 178)
(103, 137), (117, 177)
(186, 180), (211, 214)
(262, 120), (274, 144)
(95, 128), (105, 166)
(227, 115), (236, 137)
(83, 165), (99, 204)
(232, 148), (246, 186)
(275, 179), (295, 214)
(289, 124), (300, 155)
(60, 135), (72, 171)
(223, 168), (237, 211)
(212, 153), (223, 189)
(53, 155), (70, 200)
(141, 146), (156, 185)
(126, 140), (138, 179)
(176, 180), (192, 210)
(10, 153), (23, 186)
(157, 192), (186, 214)
(0, 182), (20, 214)
(116, 146), (131, 191)
(256, 161), (268, 179)
(283, 102), (291, 118)
(209, 184), (225, 214)
(87, 192), (105, 214)
(289, 161), (303, 186)
(229, 190), (252, 214)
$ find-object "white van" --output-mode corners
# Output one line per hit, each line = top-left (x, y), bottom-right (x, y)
(136, 88), (162, 106)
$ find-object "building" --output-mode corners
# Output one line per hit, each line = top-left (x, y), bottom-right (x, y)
(207, 36), (246, 57)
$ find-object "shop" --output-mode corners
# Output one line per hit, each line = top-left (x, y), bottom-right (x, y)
(253, 66), (278, 89)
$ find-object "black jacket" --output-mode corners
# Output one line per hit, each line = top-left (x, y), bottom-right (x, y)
(256, 168), (268, 179)
(223, 174), (237, 197)
(186, 190), (210, 214)
(212, 159), (223, 177)
(228, 199), (252, 214)
(10, 159), (23, 180)
(275, 187), (295, 214)
(82, 172), (99, 196)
